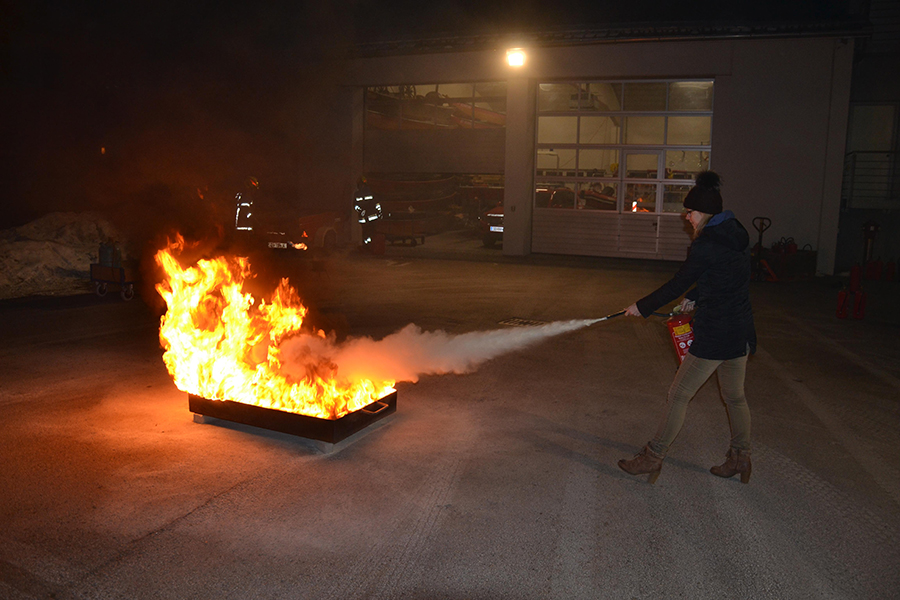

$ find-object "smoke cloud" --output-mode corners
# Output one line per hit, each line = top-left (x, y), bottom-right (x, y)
(280, 319), (600, 385)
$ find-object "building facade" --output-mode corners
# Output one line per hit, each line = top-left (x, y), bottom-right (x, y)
(343, 32), (857, 274)
(837, 0), (900, 273)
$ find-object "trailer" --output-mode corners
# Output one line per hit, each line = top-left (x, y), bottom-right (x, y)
(376, 213), (429, 246)
(90, 262), (139, 301)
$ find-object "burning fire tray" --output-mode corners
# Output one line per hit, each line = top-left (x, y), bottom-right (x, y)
(189, 391), (397, 444)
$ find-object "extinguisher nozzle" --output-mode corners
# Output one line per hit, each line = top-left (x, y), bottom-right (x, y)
(593, 310), (627, 322)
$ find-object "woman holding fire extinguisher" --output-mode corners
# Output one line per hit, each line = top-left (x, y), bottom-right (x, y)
(620, 171), (757, 484)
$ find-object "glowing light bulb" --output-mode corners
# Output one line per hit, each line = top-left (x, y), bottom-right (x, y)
(506, 48), (526, 67)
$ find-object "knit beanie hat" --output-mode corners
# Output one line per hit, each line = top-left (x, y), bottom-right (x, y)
(683, 171), (723, 215)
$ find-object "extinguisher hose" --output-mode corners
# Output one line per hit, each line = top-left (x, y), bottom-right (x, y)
(594, 310), (676, 323)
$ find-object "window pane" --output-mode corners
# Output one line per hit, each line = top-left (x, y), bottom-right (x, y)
(625, 154), (659, 179)
(624, 116), (665, 144)
(536, 148), (576, 177)
(667, 116), (711, 145)
(366, 87), (401, 130)
(578, 182), (618, 211)
(366, 83), (507, 130)
(663, 184), (692, 213)
(848, 104), (895, 152)
(578, 149), (619, 177)
(436, 83), (474, 100)
(450, 103), (473, 128)
(474, 82), (507, 127)
(583, 83), (623, 111)
(435, 84), (470, 128)
(475, 82), (506, 105)
(539, 83), (580, 111)
(535, 183), (553, 208)
(535, 181), (577, 209)
(417, 84), (439, 94)
(623, 82), (667, 111)
(465, 101), (504, 128)
(538, 116), (578, 143)
(625, 183), (657, 212)
(669, 81), (713, 111)
(580, 115), (620, 144)
(666, 150), (709, 180)
(570, 84), (597, 110)
(400, 84), (455, 128)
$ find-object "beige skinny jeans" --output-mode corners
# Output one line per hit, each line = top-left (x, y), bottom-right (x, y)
(648, 350), (751, 456)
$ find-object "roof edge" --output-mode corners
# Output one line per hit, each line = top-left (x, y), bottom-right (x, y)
(343, 19), (872, 59)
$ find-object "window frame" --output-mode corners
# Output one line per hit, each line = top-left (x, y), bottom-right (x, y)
(535, 79), (714, 215)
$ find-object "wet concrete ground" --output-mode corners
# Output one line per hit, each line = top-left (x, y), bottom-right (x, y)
(1, 236), (899, 599)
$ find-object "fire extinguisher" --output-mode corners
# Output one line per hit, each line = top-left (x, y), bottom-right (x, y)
(666, 312), (694, 364)
(836, 288), (850, 319)
(853, 290), (867, 320)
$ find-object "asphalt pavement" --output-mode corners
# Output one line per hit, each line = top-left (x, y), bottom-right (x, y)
(1, 236), (899, 599)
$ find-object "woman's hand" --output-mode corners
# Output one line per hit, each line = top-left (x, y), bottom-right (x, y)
(624, 303), (642, 317)
(678, 298), (696, 313)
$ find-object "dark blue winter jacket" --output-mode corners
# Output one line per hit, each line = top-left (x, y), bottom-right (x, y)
(636, 211), (757, 360)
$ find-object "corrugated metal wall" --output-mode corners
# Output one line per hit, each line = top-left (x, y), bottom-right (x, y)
(657, 216), (693, 259)
(532, 211), (690, 260)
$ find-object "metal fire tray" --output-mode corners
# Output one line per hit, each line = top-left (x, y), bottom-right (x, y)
(189, 391), (397, 444)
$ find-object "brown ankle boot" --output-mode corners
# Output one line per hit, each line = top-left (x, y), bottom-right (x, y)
(710, 448), (752, 484)
(618, 444), (664, 484)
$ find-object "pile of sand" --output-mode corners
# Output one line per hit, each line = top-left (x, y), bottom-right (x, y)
(0, 212), (127, 299)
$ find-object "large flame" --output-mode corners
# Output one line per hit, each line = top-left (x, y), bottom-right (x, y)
(155, 235), (394, 419)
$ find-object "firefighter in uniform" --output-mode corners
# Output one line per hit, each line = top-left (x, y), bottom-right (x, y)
(234, 176), (259, 232)
(231, 176), (260, 253)
(353, 175), (382, 250)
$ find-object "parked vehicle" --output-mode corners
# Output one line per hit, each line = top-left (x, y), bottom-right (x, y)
(535, 186), (577, 209)
(479, 201), (504, 247)
(232, 181), (348, 254)
(535, 185), (617, 210)
(261, 210), (346, 252)
(478, 184), (617, 248)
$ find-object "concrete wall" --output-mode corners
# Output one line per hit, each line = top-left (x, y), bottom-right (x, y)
(837, 52), (900, 272)
(711, 38), (853, 275)
(341, 36), (854, 272)
(502, 77), (536, 256)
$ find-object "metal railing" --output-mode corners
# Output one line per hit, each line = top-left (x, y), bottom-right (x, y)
(866, 0), (900, 54)
(842, 151), (900, 209)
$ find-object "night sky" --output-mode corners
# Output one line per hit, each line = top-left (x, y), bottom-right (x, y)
(4, 1), (356, 234)
(3, 0), (854, 234)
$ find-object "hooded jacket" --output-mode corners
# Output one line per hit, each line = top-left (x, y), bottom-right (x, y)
(636, 211), (757, 360)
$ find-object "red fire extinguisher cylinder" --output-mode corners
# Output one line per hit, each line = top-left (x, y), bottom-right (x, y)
(836, 289), (850, 319)
(667, 313), (694, 364)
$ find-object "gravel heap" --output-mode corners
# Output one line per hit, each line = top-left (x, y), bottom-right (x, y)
(0, 212), (127, 299)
